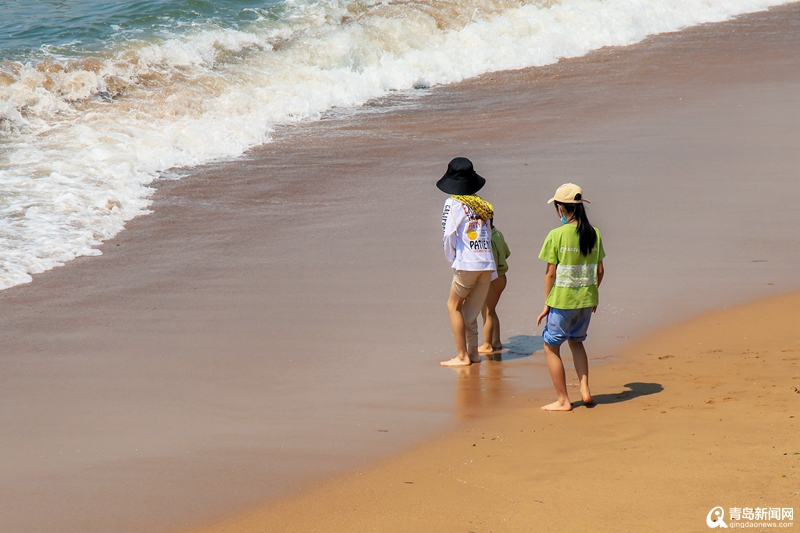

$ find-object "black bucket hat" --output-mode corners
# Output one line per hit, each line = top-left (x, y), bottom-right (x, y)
(436, 157), (485, 195)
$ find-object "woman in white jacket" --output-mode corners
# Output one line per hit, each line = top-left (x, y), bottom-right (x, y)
(437, 158), (497, 366)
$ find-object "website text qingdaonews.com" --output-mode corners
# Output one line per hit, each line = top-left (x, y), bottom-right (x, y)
(728, 522), (794, 528)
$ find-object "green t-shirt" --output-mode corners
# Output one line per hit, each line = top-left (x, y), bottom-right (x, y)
(491, 227), (511, 276)
(538, 224), (605, 310)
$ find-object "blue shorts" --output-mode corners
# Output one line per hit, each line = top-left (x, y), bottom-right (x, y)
(542, 307), (593, 347)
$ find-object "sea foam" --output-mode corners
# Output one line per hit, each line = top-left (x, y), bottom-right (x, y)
(0, 0), (791, 289)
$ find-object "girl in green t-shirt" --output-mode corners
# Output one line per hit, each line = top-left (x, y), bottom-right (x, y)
(536, 183), (605, 412)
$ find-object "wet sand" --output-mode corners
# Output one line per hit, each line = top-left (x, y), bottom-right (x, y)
(2, 3), (800, 532)
(189, 290), (800, 533)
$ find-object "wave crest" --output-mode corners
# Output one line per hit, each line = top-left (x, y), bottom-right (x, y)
(0, 0), (790, 289)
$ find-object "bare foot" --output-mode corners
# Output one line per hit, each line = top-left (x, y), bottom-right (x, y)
(581, 386), (594, 405)
(477, 344), (496, 354)
(541, 400), (573, 411)
(440, 357), (471, 367)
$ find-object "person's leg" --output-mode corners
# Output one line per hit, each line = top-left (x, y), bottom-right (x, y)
(460, 271), (492, 363)
(479, 275), (507, 353)
(568, 341), (593, 404)
(442, 270), (482, 367)
(542, 342), (572, 411)
(441, 287), (470, 366)
(541, 308), (572, 411)
(489, 275), (507, 349)
(480, 305), (492, 353)
(489, 310), (501, 350)
(567, 307), (594, 404)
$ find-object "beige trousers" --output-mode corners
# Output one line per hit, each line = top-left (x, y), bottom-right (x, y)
(451, 269), (493, 359)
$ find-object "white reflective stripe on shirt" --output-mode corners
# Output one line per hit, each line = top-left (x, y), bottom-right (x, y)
(555, 263), (598, 288)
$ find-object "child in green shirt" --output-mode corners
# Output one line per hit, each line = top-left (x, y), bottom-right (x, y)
(536, 184), (605, 411)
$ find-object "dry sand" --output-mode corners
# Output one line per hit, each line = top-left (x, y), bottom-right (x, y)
(1, 3), (800, 533)
(188, 291), (800, 533)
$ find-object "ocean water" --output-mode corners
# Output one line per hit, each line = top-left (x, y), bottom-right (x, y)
(0, 0), (791, 289)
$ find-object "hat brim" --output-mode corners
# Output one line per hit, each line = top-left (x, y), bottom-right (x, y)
(436, 174), (486, 195)
(548, 197), (590, 204)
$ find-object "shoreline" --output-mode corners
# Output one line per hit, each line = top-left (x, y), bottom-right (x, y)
(187, 289), (800, 532)
(1, 3), (800, 532)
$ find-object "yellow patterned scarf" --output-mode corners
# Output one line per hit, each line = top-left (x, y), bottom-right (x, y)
(451, 195), (494, 221)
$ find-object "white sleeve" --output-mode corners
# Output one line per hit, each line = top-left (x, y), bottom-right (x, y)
(442, 199), (459, 264)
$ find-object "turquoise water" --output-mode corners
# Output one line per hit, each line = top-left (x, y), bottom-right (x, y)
(0, 0), (279, 57)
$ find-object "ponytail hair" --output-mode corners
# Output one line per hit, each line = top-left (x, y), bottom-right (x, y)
(554, 201), (597, 256)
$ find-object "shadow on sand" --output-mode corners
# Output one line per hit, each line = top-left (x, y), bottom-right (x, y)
(576, 382), (664, 408)
(487, 334), (544, 361)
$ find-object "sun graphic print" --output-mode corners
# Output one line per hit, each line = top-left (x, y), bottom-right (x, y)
(466, 221), (479, 240)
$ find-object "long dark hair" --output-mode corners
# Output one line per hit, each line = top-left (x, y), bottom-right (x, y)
(555, 201), (596, 256)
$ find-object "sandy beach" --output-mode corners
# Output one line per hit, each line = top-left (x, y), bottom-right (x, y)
(189, 290), (800, 532)
(1, 2), (800, 532)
